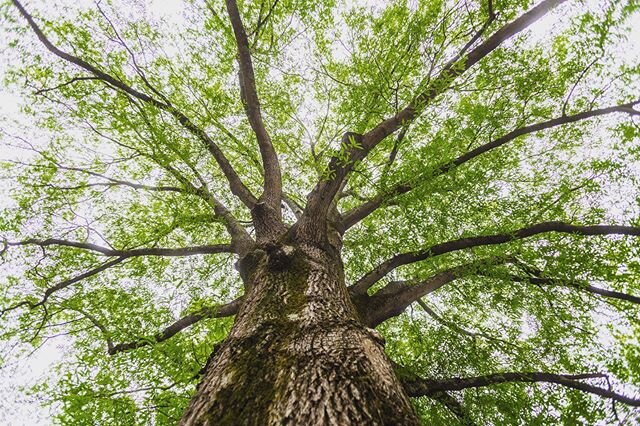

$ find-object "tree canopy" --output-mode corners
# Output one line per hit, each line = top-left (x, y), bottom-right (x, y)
(1, 0), (639, 424)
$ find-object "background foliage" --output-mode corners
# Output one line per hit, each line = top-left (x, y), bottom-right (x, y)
(1, 0), (639, 424)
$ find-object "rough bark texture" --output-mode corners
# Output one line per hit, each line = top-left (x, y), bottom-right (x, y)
(179, 239), (419, 425)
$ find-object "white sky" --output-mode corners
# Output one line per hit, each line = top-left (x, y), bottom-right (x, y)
(0, 0), (638, 424)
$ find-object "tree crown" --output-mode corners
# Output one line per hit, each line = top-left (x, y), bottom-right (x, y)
(1, 0), (639, 424)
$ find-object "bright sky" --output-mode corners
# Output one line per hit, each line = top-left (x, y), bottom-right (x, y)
(0, 0), (638, 424)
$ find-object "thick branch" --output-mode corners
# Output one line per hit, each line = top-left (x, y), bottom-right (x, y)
(342, 101), (639, 229)
(108, 297), (243, 354)
(12, 0), (257, 209)
(356, 257), (504, 326)
(351, 222), (640, 294)
(304, 0), (566, 229)
(225, 0), (282, 214)
(356, 266), (463, 327)
(403, 371), (640, 406)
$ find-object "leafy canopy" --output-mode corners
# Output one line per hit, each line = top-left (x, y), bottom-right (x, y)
(0, 0), (639, 424)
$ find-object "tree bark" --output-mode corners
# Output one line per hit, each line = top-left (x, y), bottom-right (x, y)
(179, 241), (418, 425)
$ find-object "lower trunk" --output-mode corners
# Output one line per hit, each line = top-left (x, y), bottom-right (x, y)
(179, 242), (419, 425)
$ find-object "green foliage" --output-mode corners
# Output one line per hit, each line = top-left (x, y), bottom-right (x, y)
(0, 0), (639, 424)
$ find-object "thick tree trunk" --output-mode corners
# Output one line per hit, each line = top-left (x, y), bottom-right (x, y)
(179, 242), (419, 425)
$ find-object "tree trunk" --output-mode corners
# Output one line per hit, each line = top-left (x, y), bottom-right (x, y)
(179, 241), (419, 425)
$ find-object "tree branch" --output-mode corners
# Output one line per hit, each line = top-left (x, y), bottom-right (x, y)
(16, 151), (252, 249)
(11, 0), (258, 210)
(303, 0), (567, 231)
(282, 193), (304, 219)
(402, 371), (640, 406)
(351, 222), (640, 294)
(0, 239), (237, 317)
(355, 257), (505, 326)
(225, 0), (282, 214)
(356, 265), (463, 326)
(33, 76), (101, 95)
(70, 306), (115, 354)
(508, 269), (640, 305)
(47, 163), (187, 193)
(32, 181), (184, 193)
(416, 299), (517, 351)
(108, 297), (243, 354)
(0, 257), (127, 317)
(248, 0), (280, 43)
(342, 100), (639, 229)
(3, 238), (234, 257)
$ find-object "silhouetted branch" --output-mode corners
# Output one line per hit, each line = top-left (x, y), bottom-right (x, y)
(508, 267), (640, 305)
(33, 76), (101, 95)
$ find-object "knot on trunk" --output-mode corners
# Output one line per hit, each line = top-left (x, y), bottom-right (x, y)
(264, 243), (296, 270)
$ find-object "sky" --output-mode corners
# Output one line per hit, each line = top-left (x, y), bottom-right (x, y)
(0, 0), (639, 424)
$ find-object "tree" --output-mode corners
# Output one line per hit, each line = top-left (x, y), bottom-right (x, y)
(0, 0), (639, 423)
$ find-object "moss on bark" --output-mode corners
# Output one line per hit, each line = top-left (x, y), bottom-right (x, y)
(180, 244), (419, 425)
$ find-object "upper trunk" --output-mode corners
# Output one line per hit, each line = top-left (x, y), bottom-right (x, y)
(179, 239), (419, 425)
